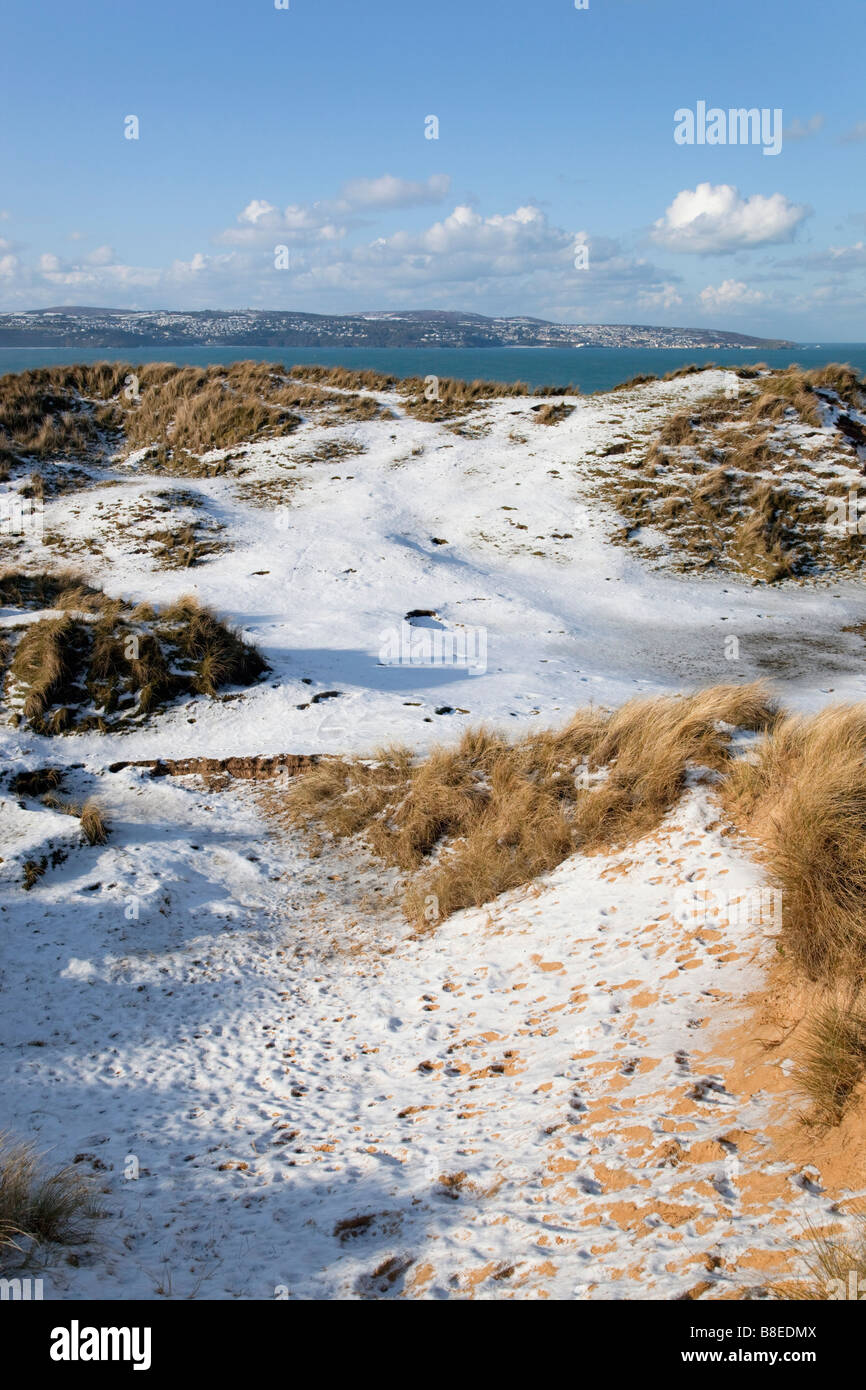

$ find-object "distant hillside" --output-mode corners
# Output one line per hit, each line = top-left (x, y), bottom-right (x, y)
(0, 306), (795, 350)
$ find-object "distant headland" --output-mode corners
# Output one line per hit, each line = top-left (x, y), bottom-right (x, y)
(0, 307), (795, 351)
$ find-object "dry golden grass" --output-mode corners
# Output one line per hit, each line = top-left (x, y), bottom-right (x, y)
(658, 412), (695, 446)
(278, 680), (866, 1139)
(609, 372), (659, 391)
(149, 520), (226, 569)
(281, 684), (866, 1136)
(2, 574), (267, 731)
(796, 1002), (866, 1123)
(80, 800), (109, 846)
(805, 362), (866, 409)
(9, 767), (64, 798)
(721, 428), (775, 471)
(727, 481), (804, 583)
(290, 364), (398, 393)
(0, 367), (119, 462)
(160, 594), (267, 696)
(0, 360), (393, 478)
(293, 363), (569, 401)
(0, 568), (108, 612)
(2, 360), (860, 481)
(748, 372), (824, 429)
(722, 704), (866, 981)
(0, 1134), (96, 1263)
(665, 363), (716, 381)
(22, 859), (46, 890)
(775, 1216), (866, 1299)
(10, 616), (80, 723)
(398, 375), (530, 422)
(533, 382), (582, 397)
(609, 364), (866, 581)
(122, 368), (301, 459)
(533, 401), (576, 425)
(281, 683), (775, 929)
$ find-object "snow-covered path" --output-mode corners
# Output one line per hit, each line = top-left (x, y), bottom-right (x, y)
(0, 766), (843, 1299)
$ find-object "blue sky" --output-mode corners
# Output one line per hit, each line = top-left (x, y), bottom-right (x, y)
(0, 0), (864, 337)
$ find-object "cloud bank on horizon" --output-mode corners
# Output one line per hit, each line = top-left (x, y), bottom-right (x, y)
(0, 0), (863, 339)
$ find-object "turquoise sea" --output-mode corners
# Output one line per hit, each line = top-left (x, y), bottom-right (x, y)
(1, 343), (865, 394)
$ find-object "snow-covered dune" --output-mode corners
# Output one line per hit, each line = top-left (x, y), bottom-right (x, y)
(2, 366), (864, 1299)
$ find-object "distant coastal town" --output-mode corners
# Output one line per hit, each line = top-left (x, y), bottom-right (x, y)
(0, 306), (794, 351)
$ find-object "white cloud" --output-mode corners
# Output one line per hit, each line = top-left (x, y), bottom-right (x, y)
(168, 252), (211, 275)
(339, 173), (450, 208)
(405, 202), (553, 257)
(6, 211), (680, 318)
(85, 245), (116, 266)
(0, 185), (697, 320)
(786, 240), (866, 274)
(0, 254), (18, 278)
(239, 200), (277, 226)
(828, 240), (866, 269)
(637, 282), (683, 310)
(699, 279), (766, 309)
(652, 183), (809, 253)
(223, 198), (347, 246)
(223, 175), (451, 249)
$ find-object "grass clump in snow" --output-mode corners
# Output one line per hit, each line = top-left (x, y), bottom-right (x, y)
(0, 360), (399, 483)
(748, 371), (823, 429)
(22, 859), (47, 891)
(122, 365), (302, 464)
(289, 364), (399, 393)
(398, 375), (530, 423)
(0, 1134), (97, 1264)
(722, 704), (866, 982)
(10, 615), (84, 730)
(658, 411), (696, 446)
(148, 519), (227, 569)
(278, 367), (395, 421)
(533, 401), (576, 425)
(608, 364), (866, 582)
(1, 572), (268, 733)
(722, 703), (866, 1124)
(9, 767), (64, 797)
(160, 594), (268, 697)
(0, 569), (109, 612)
(79, 799), (110, 846)
(0, 366), (122, 465)
(282, 682), (776, 930)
